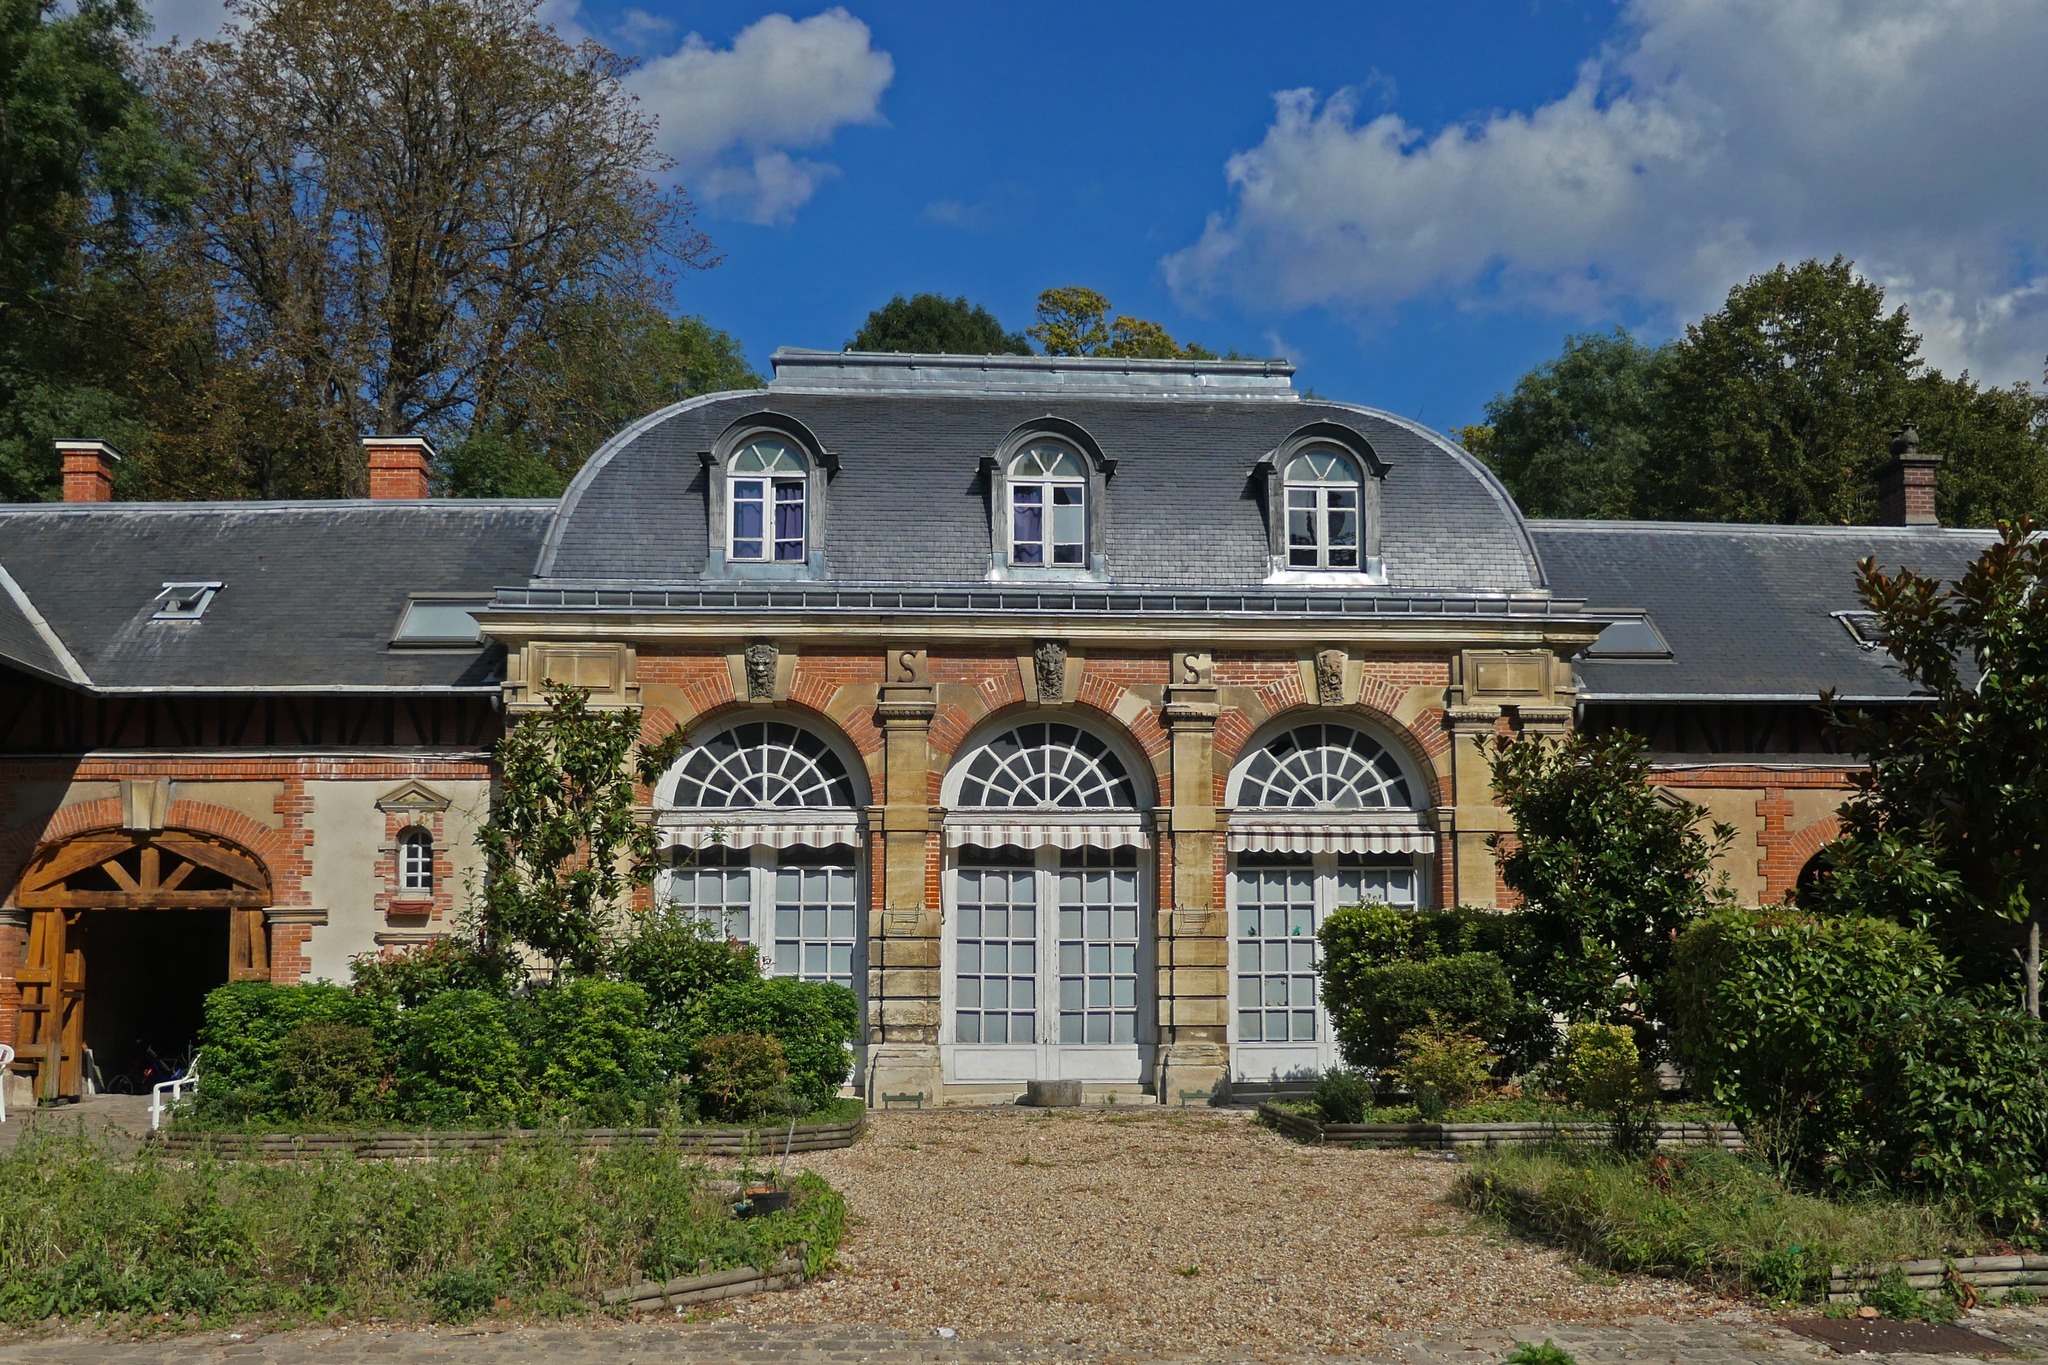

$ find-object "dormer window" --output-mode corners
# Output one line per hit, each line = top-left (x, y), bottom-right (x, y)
(1008, 443), (1087, 566)
(1284, 448), (1362, 570)
(728, 438), (808, 562)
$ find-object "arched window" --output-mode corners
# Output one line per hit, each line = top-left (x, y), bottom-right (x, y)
(398, 828), (434, 892)
(668, 720), (857, 809)
(955, 721), (1135, 809)
(1283, 447), (1362, 570)
(1235, 722), (1412, 810)
(1006, 443), (1088, 567)
(728, 437), (808, 563)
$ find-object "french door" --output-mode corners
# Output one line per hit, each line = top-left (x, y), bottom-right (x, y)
(1228, 852), (1420, 1081)
(946, 845), (1150, 1083)
(665, 845), (862, 992)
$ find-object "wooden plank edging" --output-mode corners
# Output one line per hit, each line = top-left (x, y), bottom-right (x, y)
(601, 1252), (806, 1311)
(1827, 1254), (2048, 1301)
(151, 1113), (865, 1160)
(1257, 1104), (1742, 1150)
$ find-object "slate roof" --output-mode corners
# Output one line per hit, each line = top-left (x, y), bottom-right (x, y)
(1531, 520), (2001, 702)
(0, 501), (552, 692)
(538, 359), (1543, 594)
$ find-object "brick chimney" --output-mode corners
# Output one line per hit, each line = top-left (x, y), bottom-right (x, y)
(56, 440), (122, 503)
(1876, 424), (1941, 526)
(363, 436), (434, 500)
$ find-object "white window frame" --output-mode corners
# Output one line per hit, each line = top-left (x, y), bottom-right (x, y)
(1283, 448), (1364, 571)
(397, 828), (435, 893)
(1226, 851), (1423, 1082)
(726, 438), (809, 564)
(942, 843), (1152, 1085)
(1005, 444), (1089, 568)
(660, 844), (864, 996)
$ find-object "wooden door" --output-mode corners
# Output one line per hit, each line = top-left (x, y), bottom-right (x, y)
(18, 908), (85, 1101)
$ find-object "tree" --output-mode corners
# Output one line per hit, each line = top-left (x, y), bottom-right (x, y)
(848, 293), (1029, 355)
(1028, 287), (1215, 360)
(444, 306), (761, 497)
(1484, 729), (1732, 1050)
(0, 0), (188, 500)
(1804, 520), (2048, 1014)
(1467, 330), (1674, 519)
(145, 0), (710, 497)
(476, 683), (685, 975)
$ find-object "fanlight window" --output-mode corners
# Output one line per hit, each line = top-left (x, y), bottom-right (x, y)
(1283, 447), (1362, 570)
(668, 720), (856, 809)
(1236, 723), (1412, 810)
(956, 722), (1136, 809)
(1008, 443), (1087, 567)
(729, 438), (808, 563)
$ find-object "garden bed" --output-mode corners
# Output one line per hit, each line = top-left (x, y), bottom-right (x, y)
(154, 1102), (864, 1160)
(1257, 1101), (1741, 1150)
(0, 1129), (845, 1327)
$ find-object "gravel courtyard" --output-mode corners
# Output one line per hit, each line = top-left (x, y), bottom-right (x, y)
(728, 1104), (1728, 1358)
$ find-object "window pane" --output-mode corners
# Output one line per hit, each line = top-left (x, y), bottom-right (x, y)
(731, 480), (765, 559)
(1051, 487), (1085, 564)
(773, 481), (805, 561)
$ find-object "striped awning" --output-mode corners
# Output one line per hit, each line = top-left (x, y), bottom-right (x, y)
(664, 818), (862, 851)
(1224, 814), (1436, 856)
(944, 817), (1149, 851)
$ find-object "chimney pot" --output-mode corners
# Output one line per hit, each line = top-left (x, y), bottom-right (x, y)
(1877, 423), (1941, 526)
(56, 440), (122, 503)
(363, 436), (435, 500)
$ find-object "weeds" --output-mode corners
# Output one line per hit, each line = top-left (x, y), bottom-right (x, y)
(0, 1130), (842, 1327)
(1505, 1342), (1577, 1365)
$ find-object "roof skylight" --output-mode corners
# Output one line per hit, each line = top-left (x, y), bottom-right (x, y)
(392, 596), (486, 646)
(152, 581), (221, 620)
(1832, 610), (1888, 651)
(1583, 617), (1672, 659)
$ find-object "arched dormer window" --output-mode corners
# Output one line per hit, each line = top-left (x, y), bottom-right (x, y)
(1007, 443), (1088, 567)
(728, 438), (808, 563)
(984, 420), (1114, 579)
(702, 414), (834, 579)
(1283, 448), (1363, 571)
(1258, 423), (1387, 583)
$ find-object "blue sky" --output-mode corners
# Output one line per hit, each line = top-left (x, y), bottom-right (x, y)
(151, 1), (2048, 430)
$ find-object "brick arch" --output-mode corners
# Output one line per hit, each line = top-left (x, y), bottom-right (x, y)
(932, 700), (1168, 811)
(1770, 813), (1845, 903)
(1212, 703), (1448, 811)
(648, 701), (879, 809)
(2, 797), (290, 908)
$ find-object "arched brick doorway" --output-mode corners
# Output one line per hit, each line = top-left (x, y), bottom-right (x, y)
(12, 829), (271, 1101)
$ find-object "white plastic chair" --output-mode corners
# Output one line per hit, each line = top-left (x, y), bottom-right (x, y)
(150, 1062), (198, 1131)
(0, 1043), (12, 1123)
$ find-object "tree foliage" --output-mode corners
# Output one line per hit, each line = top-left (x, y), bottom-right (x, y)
(1485, 729), (1732, 1046)
(1474, 258), (2048, 527)
(476, 683), (685, 974)
(1803, 520), (2048, 1009)
(142, 0), (710, 497)
(847, 292), (1029, 355)
(0, 0), (187, 500)
(1027, 286), (1215, 360)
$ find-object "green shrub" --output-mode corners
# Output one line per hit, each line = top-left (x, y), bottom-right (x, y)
(350, 938), (515, 1009)
(685, 977), (859, 1114)
(1861, 994), (2048, 1227)
(1327, 953), (1514, 1070)
(0, 1129), (843, 1325)
(1667, 908), (1950, 1177)
(1389, 1019), (1497, 1111)
(692, 1032), (791, 1122)
(392, 990), (525, 1125)
(196, 982), (395, 1122)
(517, 977), (663, 1121)
(1454, 1145), (1980, 1301)
(1312, 1067), (1376, 1125)
(276, 1021), (386, 1124)
(1505, 1343), (1577, 1365)
(609, 907), (763, 1072)
(1552, 1022), (1643, 1112)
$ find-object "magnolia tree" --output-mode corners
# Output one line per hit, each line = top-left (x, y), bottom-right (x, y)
(477, 683), (685, 974)
(1805, 519), (2048, 1014)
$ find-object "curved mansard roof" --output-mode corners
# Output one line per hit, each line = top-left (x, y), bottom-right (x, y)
(535, 350), (1544, 593)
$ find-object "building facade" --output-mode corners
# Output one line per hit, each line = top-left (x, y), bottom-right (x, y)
(0, 354), (1992, 1106)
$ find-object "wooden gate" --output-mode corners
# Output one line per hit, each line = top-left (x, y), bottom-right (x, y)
(12, 830), (271, 1100)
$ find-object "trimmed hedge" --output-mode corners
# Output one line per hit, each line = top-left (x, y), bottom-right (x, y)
(1318, 903), (1527, 1070)
(196, 983), (395, 1121)
(683, 978), (860, 1114)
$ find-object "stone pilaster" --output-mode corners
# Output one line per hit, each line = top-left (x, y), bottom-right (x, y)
(1154, 650), (1227, 1100)
(1442, 704), (1509, 908)
(865, 648), (943, 1103)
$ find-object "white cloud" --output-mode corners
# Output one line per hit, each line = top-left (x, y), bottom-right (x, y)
(629, 8), (893, 223)
(1167, 0), (2048, 385)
